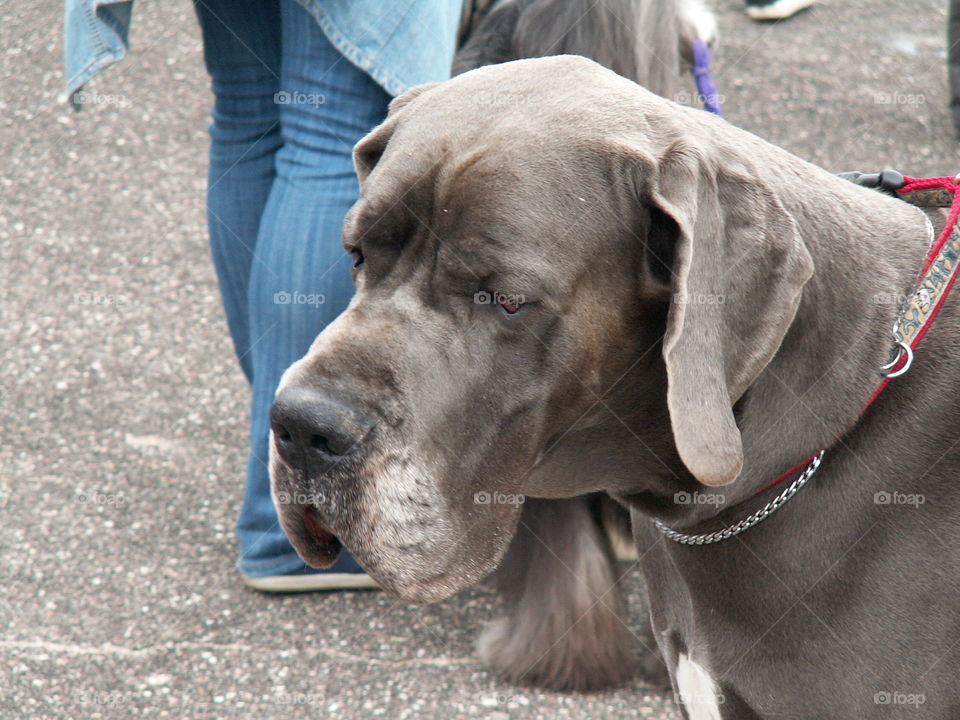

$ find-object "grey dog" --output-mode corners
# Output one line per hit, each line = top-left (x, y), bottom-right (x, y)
(270, 57), (960, 717)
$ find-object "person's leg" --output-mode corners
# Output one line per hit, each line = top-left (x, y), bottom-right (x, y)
(195, 0), (282, 382)
(237, 0), (391, 581)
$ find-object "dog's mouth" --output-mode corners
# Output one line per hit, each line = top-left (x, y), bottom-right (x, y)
(271, 439), (520, 603)
(291, 504), (343, 568)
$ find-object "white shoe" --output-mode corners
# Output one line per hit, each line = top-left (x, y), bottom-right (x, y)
(242, 571), (379, 593)
(746, 0), (814, 20)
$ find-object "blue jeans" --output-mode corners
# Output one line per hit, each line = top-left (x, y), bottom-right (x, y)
(195, 0), (390, 577)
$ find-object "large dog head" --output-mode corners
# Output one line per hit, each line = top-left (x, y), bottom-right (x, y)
(269, 56), (813, 603)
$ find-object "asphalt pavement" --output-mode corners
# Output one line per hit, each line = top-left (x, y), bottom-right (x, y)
(1, 0), (957, 718)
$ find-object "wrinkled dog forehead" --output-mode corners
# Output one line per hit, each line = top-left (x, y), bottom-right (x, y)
(346, 56), (676, 253)
(348, 55), (707, 237)
(381, 55), (676, 148)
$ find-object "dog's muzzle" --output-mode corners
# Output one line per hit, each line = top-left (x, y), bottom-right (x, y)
(269, 384), (374, 567)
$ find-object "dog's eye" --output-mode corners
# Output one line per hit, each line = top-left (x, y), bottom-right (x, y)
(499, 299), (521, 315)
(350, 248), (364, 269)
(474, 290), (526, 315)
(495, 292), (525, 315)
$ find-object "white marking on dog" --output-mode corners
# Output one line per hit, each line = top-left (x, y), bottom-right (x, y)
(676, 653), (723, 720)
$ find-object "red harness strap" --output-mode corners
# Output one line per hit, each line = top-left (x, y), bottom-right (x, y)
(755, 455), (820, 496)
(900, 175), (960, 274)
(863, 175), (960, 406)
(758, 174), (960, 496)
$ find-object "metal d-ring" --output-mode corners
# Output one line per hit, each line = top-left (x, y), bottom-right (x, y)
(881, 341), (913, 378)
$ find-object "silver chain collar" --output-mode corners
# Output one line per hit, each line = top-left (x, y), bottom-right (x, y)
(653, 450), (826, 545)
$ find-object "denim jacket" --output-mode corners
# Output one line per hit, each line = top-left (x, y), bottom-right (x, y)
(64, 0), (462, 107)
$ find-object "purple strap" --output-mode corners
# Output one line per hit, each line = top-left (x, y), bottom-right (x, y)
(691, 37), (722, 117)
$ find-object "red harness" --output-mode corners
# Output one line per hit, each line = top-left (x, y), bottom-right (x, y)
(759, 173), (960, 496)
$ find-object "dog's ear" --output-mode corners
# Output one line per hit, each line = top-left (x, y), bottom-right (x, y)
(353, 83), (439, 183)
(353, 124), (390, 184)
(387, 82), (440, 116)
(637, 141), (813, 487)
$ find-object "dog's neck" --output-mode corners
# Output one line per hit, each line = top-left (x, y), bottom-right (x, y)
(627, 163), (945, 525)
(625, 163), (960, 710)
(734, 171), (932, 487)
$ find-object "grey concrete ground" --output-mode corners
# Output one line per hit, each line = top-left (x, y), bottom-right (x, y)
(2, 0), (957, 718)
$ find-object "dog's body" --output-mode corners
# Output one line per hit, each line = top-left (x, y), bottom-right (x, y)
(455, 0), (716, 91)
(457, 0), (679, 92)
(270, 57), (960, 717)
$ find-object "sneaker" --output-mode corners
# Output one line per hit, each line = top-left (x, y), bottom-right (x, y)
(746, 0), (814, 20)
(241, 553), (379, 593)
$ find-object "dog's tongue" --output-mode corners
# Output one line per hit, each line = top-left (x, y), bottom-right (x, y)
(300, 505), (343, 567)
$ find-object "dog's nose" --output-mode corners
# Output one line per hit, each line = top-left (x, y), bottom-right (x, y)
(270, 386), (371, 467)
